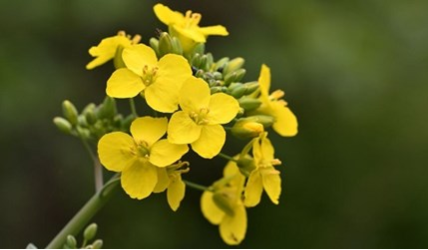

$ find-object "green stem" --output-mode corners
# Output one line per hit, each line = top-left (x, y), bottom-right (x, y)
(129, 98), (138, 117)
(80, 139), (103, 192)
(218, 152), (238, 162)
(46, 175), (120, 249)
(183, 180), (211, 192)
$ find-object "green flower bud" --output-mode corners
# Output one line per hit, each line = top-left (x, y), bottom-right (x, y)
(62, 100), (79, 126)
(228, 83), (246, 99)
(171, 37), (183, 55)
(191, 53), (202, 69)
(210, 86), (227, 94)
(223, 57), (245, 76)
(231, 119), (264, 139)
(242, 81), (259, 95)
(213, 191), (235, 217)
(158, 32), (174, 57)
(212, 71), (223, 80)
(64, 235), (77, 249)
(246, 115), (275, 128)
(97, 97), (117, 120)
(91, 240), (103, 249)
(83, 223), (98, 242)
(236, 155), (256, 177)
(26, 243), (38, 249)
(149, 37), (160, 57)
(238, 97), (262, 111)
(83, 103), (97, 125)
(76, 126), (91, 140)
(224, 69), (246, 86)
(214, 57), (229, 72)
(189, 43), (205, 57)
(53, 117), (72, 135)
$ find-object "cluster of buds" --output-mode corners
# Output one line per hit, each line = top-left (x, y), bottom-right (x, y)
(63, 223), (103, 249)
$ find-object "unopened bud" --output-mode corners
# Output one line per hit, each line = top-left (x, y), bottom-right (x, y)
(190, 43), (205, 56)
(65, 235), (77, 249)
(231, 119), (264, 139)
(171, 37), (183, 55)
(224, 68), (246, 86)
(149, 37), (160, 56)
(242, 81), (259, 95)
(223, 57), (245, 76)
(97, 97), (117, 120)
(239, 97), (262, 111)
(53, 117), (72, 135)
(245, 115), (275, 128)
(210, 86), (227, 94)
(91, 240), (103, 249)
(84, 223), (98, 242)
(214, 57), (229, 72)
(76, 127), (91, 140)
(191, 53), (202, 69)
(158, 32), (173, 57)
(62, 100), (79, 125)
(83, 103), (97, 125)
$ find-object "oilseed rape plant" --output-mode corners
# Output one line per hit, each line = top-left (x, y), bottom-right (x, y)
(49, 3), (298, 248)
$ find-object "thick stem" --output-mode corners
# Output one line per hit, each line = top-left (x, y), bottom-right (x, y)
(46, 176), (120, 249)
(129, 98), (138, 117)
(81, 139), (103, 192)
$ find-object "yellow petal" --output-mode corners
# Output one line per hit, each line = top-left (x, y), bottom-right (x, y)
(173, 25), (206, 43)
(168, 111), (202, 144)
(149, 139), (189, 167)
(122, 44), (158, 75)
(179, 77), (210, 112)
(86, 36), (131, 70)
(106, 68), (145, 98)
(244, 169), (263, 207)
(157, 54), (192, 84)
(271, 103), (298, 137)
(223, 160), (239, 178)
(208, 93), (240, 125)
(219, 204), (247, 245)
(261, 167), (282, 205)
(167, 175), (186, 211)
(201, 191), (225, 225)
(261, 134), (275, 160)
(252, 136), (263, 163)
(191, 124), (225, 159)
(97, 132), (136, 172)
(199, 25), (229, 36)
(258, 64), (271, 105)
(130, 117), (167, 146)
(121, 160), (158, 200)
(145, 78), (180, 113)
(153, 4), (184, 25)
(153, 168), (170, 193)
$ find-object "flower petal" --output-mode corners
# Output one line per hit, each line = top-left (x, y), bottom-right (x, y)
(122, 44), (158, 75)
(167, 175), (186, 211)
(208, 93), (240, 125)
(153, 4), (184, 25)
(244, 169), (263, 207)
(145, 78), (180, 113)
(261, 167), (282, 205)
(271, 103), (298, 137)
(258, 64), (271, 105)
(157, 54), (192, 84)
(199, 25), (229, 36)
(121, 160), (158, 200)
(86, 36), (131, 70)
(173, 25), (206, 43)
(261, 134), (275, 160)
(106, 68), (145, 98)
(201, 191), (225, 225)
(153, 168), (170, 193)
(168, 111), (202, 144)
(98, 132), (136, 172)
(219, 204), (247, 245)
(191, 124), (225, 159)
(149, 139), (189, 167)
(179, 76), (210, 112)
(130, 117), (167, 146)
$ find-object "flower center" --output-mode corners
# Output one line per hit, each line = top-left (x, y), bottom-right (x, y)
(136, 141), (150, 158)
(141, 65), (159, 86)
(189, 108), (210, 125)
(184, 10), (201, 28)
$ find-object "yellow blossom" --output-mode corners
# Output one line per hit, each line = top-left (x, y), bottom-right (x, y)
(244, 132), (282, 207)
(201, 161), (247, 245)
(86, 31), (141, 70)
(98, 116), (188, 199)
(251, 64), (298, 137)
(153, 162), (190, 211)
(106, 44), (192, 113)
(153, 4), (229, 52)
(167, 76), (240, 159)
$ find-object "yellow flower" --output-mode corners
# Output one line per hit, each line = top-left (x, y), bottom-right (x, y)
(154, 4), (229, 52)
(244, 132), (282, 207)
(201, 161), (247, 245)
(86, 31), (140, 70)
(153, 162), (190, 212)
(98, 116), (188, 199)
(252, 64), (298, 137)
(106, 44), (192, 113)
(167, 76), (240, 159)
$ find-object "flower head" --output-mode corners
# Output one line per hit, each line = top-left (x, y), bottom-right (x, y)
(168, 76), (240, 158)
(98, 116), (188, 199)
(153, 161), (190, 211)
(201, 162), (247, 245)
(244, 132), (282, 207)
(252, 64), (298, 137)
(86, 31), (141, 70)
(106, 44), (192, 113)
(154, 4), (229, 52)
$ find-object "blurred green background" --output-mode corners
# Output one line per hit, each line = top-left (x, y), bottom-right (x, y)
(1, 0), (428, 248)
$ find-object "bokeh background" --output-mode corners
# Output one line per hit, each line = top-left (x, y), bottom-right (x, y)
(1, 0), (428, 248)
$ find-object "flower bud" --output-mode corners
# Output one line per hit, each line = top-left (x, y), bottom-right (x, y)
(76, 127), (91, 140)
(189, 43), (205, 57)
(223, 57), (245, 76)
(64, 235), (77, 249)
(214, 57), (229, 72)
(158, 32), (174, 57)
(82, 103), (97, 125)
(91, 240), (103, 249)
(231, 119), (264, 139)
(149, 37), (160, 56)
(242, 81), (259, 95)
(97, 96), (117, 120)
(246, 115), (275, 128)
(238, 97), (262, 111)
(84, 223), (98, 242)
(236, 155), (256, 177)
(171, 37), (183, 55)
(62, 100), (79, 126)
(191, 53), (202, 69)
(53, 117), (72, 135)
(224, 68), (246, 86)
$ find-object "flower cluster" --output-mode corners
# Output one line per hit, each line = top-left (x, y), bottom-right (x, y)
(54, 3), (298, 246)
